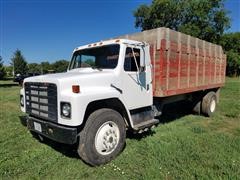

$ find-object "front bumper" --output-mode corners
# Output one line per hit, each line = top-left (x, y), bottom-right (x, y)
(26, 116), (78, 144)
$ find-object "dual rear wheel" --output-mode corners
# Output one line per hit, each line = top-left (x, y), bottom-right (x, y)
(192, 91), (218, 117)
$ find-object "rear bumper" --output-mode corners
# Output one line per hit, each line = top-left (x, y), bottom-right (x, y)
(26, 116), (78, 144)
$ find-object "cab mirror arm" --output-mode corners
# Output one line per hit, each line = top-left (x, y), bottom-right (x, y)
(139, 66), (145, 72)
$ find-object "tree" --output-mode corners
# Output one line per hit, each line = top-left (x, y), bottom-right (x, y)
(0, 56), (6, 79)
(219, 32), (240, 76)
(219, 32), (240, 52)
(4, 66), (13, 77)
(28, 63), (42, 74)
(225, 50), (240, 76)
(134, 0), (230, 43)
(11, 49), (28, 76)
(40, 61), (52, 74)
(51, 60), (69, 73)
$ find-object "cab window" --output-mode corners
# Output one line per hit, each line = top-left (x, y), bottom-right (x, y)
(124, 47), (140, 72)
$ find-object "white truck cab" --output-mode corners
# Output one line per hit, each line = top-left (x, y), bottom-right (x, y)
(20, 39), (158, 166)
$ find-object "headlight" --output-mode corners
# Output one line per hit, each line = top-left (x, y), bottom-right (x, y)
(61, 102), (71, 118)
(20, 95), (24, 107)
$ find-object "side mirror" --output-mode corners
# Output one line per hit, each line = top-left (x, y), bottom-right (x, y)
(139, 45), (147, 73)
(139, 66), (145, 72)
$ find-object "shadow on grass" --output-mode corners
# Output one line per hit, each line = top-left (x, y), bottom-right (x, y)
(19, 115), (80, 159)
(159, 100), (193, 124)
(127, 130), (156, 140)
(128, 101), (193, 140)
(19, 115), (28, 126)
(39, 138), (79, 159)
(19, 101), (193, 160)
(0, 83), (19, 88)
(32, 132), (80, 159)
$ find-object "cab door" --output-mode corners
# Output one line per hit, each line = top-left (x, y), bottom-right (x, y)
(121, 45), (153, 109)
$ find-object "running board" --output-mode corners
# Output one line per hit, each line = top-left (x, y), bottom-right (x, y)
(130, 106), (159, 131)
(132, 118), (159, 131)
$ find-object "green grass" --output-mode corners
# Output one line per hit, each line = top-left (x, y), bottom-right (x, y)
(0, 78), (239, 179)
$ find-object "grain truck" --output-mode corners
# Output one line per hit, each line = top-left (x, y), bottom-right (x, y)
(20, 27), (226, 166)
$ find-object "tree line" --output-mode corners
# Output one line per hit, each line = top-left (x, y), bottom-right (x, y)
(0, 49), (69, 79)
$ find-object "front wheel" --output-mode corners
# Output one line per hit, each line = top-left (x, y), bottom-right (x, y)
(77, 108), (126, 166)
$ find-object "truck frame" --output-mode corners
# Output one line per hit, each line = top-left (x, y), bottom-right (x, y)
(20, 27), (226, 166)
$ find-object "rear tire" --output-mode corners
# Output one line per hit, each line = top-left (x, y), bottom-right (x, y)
(191, 96), (202, 115)
(78, 108), (126, 166)
(201, 92), (217, 117)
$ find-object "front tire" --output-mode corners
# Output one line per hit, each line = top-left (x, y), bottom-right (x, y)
(78, 108), (126, 166)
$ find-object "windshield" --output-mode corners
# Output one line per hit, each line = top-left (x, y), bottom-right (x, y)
(69, 44), (120, 70)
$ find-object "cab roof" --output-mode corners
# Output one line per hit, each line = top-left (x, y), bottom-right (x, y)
(73, 39), (146, 53)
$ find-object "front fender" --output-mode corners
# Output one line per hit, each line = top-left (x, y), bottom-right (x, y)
(58, 87), (122, 126)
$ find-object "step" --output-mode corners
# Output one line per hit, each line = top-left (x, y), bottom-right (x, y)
(133, 118), (159, 131)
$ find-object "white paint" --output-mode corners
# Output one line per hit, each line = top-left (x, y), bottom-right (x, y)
(120, 44), (153, 109)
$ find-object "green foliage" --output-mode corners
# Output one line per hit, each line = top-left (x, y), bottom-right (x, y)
(225, 50), (240, 76)
(220, 32), (240, 52)
(134, 0), (230, 43)
(28, 63), (42, 74)
(40, 61), (52, 74)
(4, 66), (13, 77)
(84, 59), (95, 66)
(219, 32), (240, 76)
(51, 60), (69, 73)
(11, 49), (28, 75)
(9, 50), (68, 75)
(0, 56), (6, 80)
(27, 60), (69, 74)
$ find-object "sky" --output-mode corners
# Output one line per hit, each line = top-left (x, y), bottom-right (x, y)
(0, 0), (239, 65)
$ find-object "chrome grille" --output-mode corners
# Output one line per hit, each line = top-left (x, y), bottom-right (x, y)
(25, 82), (58, 122)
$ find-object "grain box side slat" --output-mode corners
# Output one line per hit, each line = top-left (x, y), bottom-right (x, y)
(116, 27), (226, 97)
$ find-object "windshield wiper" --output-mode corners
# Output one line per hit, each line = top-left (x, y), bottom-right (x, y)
(91, 66), (103, 71)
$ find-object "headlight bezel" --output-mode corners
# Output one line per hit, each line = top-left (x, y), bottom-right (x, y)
(61, 102), (71, 119)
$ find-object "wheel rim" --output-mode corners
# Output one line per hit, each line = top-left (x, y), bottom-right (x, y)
(95, 121), (120, 155)
(210, 98), (216, 112)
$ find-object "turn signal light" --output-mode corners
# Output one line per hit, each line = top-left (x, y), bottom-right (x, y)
(72, 85), (80, 93)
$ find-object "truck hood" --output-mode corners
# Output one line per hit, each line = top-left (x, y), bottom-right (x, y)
(24, 68), (118, 91)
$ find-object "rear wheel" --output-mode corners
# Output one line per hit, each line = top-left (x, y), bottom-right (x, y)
(201, 92), (217, 117)
(78, 108), (126, 166)
(191, 96), (202, 115)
